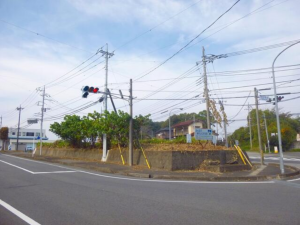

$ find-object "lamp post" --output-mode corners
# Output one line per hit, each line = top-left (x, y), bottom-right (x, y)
(272, 40), (300, 174)
(169, 108), (183, 140)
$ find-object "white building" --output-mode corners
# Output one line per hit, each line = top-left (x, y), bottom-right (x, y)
(8, 128), (49, 151)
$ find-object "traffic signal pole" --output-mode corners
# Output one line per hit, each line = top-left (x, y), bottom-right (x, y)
(99, 44), (114, 161)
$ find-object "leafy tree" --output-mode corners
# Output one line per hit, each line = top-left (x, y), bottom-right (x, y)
(50, 115), (84, 147)
(0, 127), (8, 150)
(229, 109), (300, 151)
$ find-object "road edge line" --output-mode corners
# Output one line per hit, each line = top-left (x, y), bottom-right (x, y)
(0, 199), (41, 225)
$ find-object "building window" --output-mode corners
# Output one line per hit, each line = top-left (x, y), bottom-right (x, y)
(22, 132), (26, 136)
(26, 132), (34, 137)
(12, 132), (16, 135)
(36, 132), (40, 137)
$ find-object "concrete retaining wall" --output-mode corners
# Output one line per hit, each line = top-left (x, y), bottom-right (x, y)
(38, 148), (103, 161)
(107, 149), (241, 171)
(38, 147), (242, 171)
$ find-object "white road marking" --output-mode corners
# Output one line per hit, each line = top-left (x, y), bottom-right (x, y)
(2, 154), (76, 170)
(250, 156), (300, 162)
(0, 199), (41, 225)
(0, 158), (78, 175)
(33, 171), (78, 174)
(287, 177), (300, 182)
(0, 160), (34, 174)
(77, 170), (275, 184)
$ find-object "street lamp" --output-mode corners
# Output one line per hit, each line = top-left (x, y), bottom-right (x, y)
(168, 108), (183, 140)
(272, 40), (300, 174)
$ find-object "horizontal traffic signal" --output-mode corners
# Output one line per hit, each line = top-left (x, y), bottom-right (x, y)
(82, 86), (100, 98)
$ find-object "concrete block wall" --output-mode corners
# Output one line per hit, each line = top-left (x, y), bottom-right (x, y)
(107, 149), (241, 171)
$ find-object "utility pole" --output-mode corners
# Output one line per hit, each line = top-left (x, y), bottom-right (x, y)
(223, 119), (228, 148)
(0, 115), (2, 128)
(270, 42), (300, 174)
(16, 106), (24, 151)
(263, 112), (271, 153)
(248, 103), (253, 150)
(40, 86), (45, 156)
(99, 44), (114, 161)
(202, 47), (211, 129)
(219, 100), (228, 147)
(254, 88), (264, 165)
(129, 79), (133, 166)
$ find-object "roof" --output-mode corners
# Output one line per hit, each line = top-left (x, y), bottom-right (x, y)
(172, 120), (204, 128)
(156, 127), (169, 134)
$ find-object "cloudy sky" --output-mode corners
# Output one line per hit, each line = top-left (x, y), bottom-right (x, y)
(0, 0), (299, 140)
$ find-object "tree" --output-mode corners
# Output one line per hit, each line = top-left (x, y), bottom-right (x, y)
(229, 109), (300, 151)
(50, 115), (84, 147)
(0, 127), (8, 150)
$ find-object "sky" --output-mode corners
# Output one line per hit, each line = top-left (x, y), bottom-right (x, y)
(0, 0), (300, 140)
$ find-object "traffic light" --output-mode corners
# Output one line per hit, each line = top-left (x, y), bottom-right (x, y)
(99, 95), (104, 102)
(277, 96), (284, 101)
(81, 86), (100, 98)
(82, 86), (89, 98)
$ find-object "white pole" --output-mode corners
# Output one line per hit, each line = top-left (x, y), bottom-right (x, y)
(271, 40), (300, 174)
(40, 86), (45, 156)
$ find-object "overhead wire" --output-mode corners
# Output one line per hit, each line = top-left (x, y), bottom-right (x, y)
(133, 0), (241, 81)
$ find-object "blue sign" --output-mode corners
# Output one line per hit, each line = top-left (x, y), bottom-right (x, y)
(195, 128), (213, 140)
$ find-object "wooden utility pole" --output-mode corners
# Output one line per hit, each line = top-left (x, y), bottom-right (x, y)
(202, 47), (211, 129)
(16, 106), (24, 151)
(254, 88), (264, 165)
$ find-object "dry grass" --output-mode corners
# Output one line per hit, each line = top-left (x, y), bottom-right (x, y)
(139, 143), (233, 151)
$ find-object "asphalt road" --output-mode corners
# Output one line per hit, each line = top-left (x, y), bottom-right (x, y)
(0, 153), (300, 225)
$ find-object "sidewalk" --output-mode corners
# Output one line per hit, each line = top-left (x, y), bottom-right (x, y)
(2, 151), (300, 181)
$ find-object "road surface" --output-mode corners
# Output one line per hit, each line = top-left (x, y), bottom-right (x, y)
(0, 153), (299, 225)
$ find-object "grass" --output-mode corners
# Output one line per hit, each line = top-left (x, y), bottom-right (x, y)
(289, 148), (300, 152)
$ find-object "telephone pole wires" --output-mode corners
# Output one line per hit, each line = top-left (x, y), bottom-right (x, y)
(16, 106), (24, 151)
(99, 44), (114, 161)
(202, 47), (211, 129)
(129, 79), (133, 166)
(254, 87), (264, 165)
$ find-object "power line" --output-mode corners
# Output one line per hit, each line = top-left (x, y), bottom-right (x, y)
(0, 19), (94, 53)
(134, 0), (241, 81)
(113, 0), (203, 51)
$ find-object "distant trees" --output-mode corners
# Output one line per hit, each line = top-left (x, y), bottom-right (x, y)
(50, 111), (149, 148)
(229, 109), (300, 151)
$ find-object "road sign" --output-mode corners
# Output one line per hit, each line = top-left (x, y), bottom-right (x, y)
(259, 95), (269, 101)
(195, 128), (213, 140)
(186, 134), (192, 143)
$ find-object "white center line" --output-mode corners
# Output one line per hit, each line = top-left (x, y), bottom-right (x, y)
(0, 199), (41, 225)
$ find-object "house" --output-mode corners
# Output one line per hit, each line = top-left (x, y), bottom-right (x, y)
(6, 128), (49, 151)
(156, 127), (170, 139)
(297, 133), (300, 141)
(172, 120), (204, 138)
